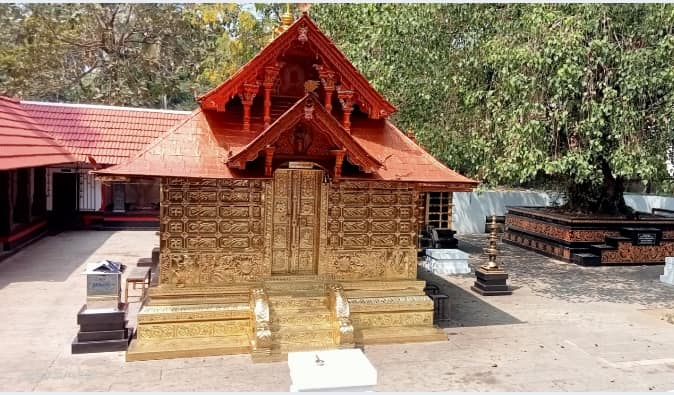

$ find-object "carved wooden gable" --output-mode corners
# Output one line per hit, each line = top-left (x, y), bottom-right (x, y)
(227, 94), (381, 177)
(197, 13), (396, 120)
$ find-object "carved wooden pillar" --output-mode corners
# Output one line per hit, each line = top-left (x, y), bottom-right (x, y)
(330, 149), (346, 180)
(264, 146), (275, 177)
(263, 66), (281, 128)
(337, 89), (354, 133)
(315, 65), (336, 112)
(240, 81), (260, 132)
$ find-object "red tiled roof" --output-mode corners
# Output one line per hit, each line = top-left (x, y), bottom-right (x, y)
(96, 104), (478, 190)
(0, 96), (75, 171)
(22, 101), (190, 165)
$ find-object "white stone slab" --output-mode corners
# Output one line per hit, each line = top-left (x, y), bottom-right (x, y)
(426, 249), (469, 260)
(423, 249), (471, 275)
(661, 259), (674, 285)
(288, 348), (377, 392)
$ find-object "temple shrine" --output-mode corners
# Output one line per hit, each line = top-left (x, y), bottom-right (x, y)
(97, 11), (477, 361)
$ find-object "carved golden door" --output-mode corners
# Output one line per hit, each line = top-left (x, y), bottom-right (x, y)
(271, 169), (323, 275)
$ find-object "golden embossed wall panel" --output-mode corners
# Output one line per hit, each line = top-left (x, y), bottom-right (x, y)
(324, 182), (419, 281)
(160, 178), (268, 286)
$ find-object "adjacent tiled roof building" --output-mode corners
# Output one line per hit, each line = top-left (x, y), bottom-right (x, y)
(0, 96), (75, 170)
(22, 101), (191, 165)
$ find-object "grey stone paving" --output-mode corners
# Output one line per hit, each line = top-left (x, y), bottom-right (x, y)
(0, 230), (673, 391)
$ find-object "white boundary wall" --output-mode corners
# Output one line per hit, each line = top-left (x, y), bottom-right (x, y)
(452, 190), (674, 234)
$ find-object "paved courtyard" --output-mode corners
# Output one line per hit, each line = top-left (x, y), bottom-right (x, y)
(0, 230), (673, 391)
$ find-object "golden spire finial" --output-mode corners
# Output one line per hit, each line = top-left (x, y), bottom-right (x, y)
(275, 4), (294, 36)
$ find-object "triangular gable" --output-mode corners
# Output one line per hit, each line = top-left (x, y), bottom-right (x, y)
(228, 93), (382, 173)
(198, 13), (396, 119)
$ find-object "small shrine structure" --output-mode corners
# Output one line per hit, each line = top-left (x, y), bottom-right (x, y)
(97, 11), (477, 361)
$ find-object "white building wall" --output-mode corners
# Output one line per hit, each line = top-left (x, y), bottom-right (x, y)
(451, 189), (674, 234)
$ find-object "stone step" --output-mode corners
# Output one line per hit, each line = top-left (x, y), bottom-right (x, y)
(274, 340), (337, 354)
(268, 296), (327, 310)
(126, 335), (250, 361)
(147, 296), (249, 306)
(270, 310), (332, 326)
(605, 235), (631, 248)
(138, 303), (250, 323)
(355, 326), (446, 346)
(572, 253), (601, 267)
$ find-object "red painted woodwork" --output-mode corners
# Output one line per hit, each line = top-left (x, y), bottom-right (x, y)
(198, 14), (396, 119)
(337, 88), (354, 133)
(0, 219), (47, 243)
(228, 94), (380, 174)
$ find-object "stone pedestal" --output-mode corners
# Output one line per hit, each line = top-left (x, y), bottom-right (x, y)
(661, 257), (674, 285)
(471, 266), (512, 296)
(71, 304), (131, 353)
(424, 249), (471, 275)
(288, 349), (377, 392)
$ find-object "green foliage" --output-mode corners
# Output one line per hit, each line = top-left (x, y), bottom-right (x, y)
(312, 4), (674, 212)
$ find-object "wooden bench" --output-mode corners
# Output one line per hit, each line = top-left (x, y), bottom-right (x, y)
(124, 266), (151, 304)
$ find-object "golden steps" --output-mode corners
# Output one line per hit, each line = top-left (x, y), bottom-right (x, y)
(138, 303), (250, 323)
(126, 277), (446, 362)
(126, 335), (250, 362)
(355, 326), (447, 345)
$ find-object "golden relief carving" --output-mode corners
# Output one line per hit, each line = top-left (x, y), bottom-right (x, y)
(371, 194), (396, 204)
(187, 221), (217, 233)
(219, 206), (250, 218)
(342, 234), (370, 248)
(187, 191), (218, 202)
(342, 194), (368, 204)
(138, 320), (249, 339)
(187, 206), (217, 218)
(343, 207), (368, 218)
(187, 238), (217, 249)
(168, 191), (183, 202)
(372, 221), (396, 233)
(219, 191), (250, 202)
(371, 234), (396, 247)
(351, 311), (433, 329)
(137, 304), (250, 323)
(219, 221), (250, 234)
(343, 221), (367, 233)
(371, 207), (395, 218)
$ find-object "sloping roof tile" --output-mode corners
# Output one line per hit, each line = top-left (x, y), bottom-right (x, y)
(0, 96), (75, 170)
(22, 101), (190, 165)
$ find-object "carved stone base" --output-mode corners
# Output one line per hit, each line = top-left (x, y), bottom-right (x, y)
(471, 266), (512, 296)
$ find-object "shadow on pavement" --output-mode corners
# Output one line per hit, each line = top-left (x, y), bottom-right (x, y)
(419, 269), (524, 328)
(459, 234), (674, 308)
(0, 230), (115, 288)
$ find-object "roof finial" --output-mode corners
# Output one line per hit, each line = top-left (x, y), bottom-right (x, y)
(276, 4), (294, 34)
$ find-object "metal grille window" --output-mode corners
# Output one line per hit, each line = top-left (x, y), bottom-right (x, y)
(425, 192), (453, 229)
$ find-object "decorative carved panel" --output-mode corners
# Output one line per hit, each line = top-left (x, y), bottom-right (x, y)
(160, 177), (268, 286)
(323, 182), (418, 280)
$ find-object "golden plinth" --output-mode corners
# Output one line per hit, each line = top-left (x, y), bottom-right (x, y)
(127, 277), (444, 362)
(128, 173), (446, 362)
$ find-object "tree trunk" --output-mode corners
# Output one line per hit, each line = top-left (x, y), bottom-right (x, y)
(596, 157), (628, 215)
